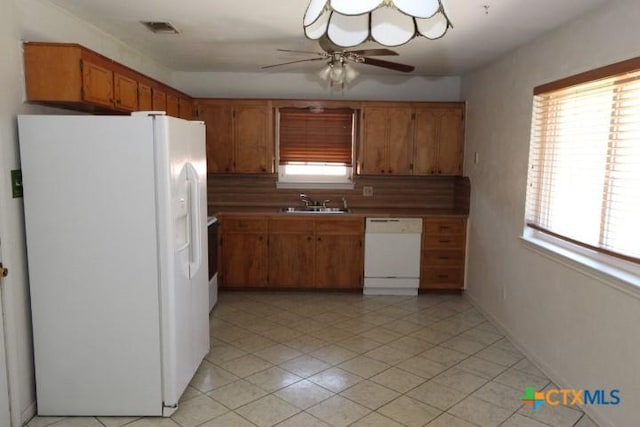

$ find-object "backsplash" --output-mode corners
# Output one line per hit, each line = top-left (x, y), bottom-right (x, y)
(208, 175), (470, 213)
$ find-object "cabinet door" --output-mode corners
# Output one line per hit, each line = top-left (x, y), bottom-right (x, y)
(268, 218), (315, 287)
(234, 104), (271, 173)
(198, 103), (234, 173)
(386, 107), (414, 175)
(315, 233), (363, 289)
(138, 83), (152, 110)
(114, 73), (138, 111)
(360, 108), (388, 174)
(166, 93), (180, 117)
(269, 233), (315, 287)
(413, 108), (439, 175)
(81, 60), (113, 108)
(437, 108), (464, 175)
(414, 107), (464, 176)
(179, 98), (195, 120)
(152, 88), (166, 111)
(220, 232), (267, 287)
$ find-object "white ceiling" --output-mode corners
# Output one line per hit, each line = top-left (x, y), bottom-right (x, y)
(49, 0), (609, 77)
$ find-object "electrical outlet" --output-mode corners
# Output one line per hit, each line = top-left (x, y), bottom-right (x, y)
(502, 286), (507, 300)
(363, 186), (373, 197)
(474, 152), (479, 165)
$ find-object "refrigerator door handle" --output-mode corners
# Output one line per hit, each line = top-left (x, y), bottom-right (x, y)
(186, 163), (202, 279)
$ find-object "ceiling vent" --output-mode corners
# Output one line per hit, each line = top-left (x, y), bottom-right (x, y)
(141, 21), (180, 34)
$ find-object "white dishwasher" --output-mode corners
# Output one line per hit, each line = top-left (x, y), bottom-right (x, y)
(364, 218), (423, 296)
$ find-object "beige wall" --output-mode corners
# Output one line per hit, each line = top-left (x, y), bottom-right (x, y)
(0, 0), (170, 424)
(461, 0), (640, 425)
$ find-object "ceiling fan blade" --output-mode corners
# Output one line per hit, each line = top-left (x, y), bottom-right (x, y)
(348, 49), (398, 57)
(261, 57), (326, 69)
(362, 57), (415, 72)
(276, 49), (326, 56)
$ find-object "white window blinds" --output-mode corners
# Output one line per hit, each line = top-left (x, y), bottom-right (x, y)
(526, 61), (640, 263)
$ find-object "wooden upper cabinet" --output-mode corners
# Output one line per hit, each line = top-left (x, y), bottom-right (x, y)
(360, 108), (388, 175)
(138, 83), (152, 110)
(81, 60), (114, 109)
(360, 105), (414, 175)
(114, 73), (138, 111)
(437, 107), (465, 175)
(198, 102), (234, 173)
(166, 93), (180, 117)
(152, 88), (167, 111)
(414, 106), (464, 175)
(387, 107), (414, 175)
(179, 98), (195, 120)
(23, 42), (194, 115)
(196, 100), (272, 174)
(234, 103), (271, 173)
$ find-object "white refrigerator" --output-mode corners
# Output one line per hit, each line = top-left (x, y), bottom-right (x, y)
(18, 112), (209, 417)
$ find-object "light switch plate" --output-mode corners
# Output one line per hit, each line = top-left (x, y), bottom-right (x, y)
(363, 186), (373, 197)
(11, 170), (23, 198)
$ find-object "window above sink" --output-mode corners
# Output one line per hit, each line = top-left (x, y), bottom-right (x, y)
(276, 107), (356, 189)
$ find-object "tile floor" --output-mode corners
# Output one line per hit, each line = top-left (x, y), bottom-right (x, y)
(29, 292), (599, 427)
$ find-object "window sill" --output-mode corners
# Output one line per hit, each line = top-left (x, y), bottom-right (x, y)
(520, 232), (640, 300)
(276, 181), (355, 190)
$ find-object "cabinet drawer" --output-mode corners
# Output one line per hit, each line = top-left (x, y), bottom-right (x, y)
(424, 219), (466, 235)
(423, 234), (465, 249)
(316, 218), (364, 233)
(221, 217), (267, 232)
(422, 267), (464, 285)
(269, 218), (314, 233)
(422, 250), (464, 267)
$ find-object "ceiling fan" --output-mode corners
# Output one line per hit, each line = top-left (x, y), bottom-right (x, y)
(262, 38), (415, 87)
(261, 47), (415, 73)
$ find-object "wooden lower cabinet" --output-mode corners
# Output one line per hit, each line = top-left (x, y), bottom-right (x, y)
(219, 216), (268, 288)
(219, 215), (363, 289)
(219, 214), (466, 291)
(316, 233), (363, 289)
(315, 218), (364, 289)
(268, 218), (315, 287)
(420, 218), (466, 290)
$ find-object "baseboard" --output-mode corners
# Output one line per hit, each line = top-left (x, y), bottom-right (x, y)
(464, 292), (613, 427)
(21, 400), (36, 426)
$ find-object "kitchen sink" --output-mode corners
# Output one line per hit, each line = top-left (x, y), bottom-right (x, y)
(279, 207), (350, 214)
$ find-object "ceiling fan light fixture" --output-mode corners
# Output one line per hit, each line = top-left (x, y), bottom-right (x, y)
(319, 60), (358, 89)
(393, 0), (441, 19)
(416, 13), (450, 39)
(303, 0), (452, 47)
(370, 7), (415, 46)
(327, 13), (370, 47)
(330, 0), (382, 16)
(305, 9), (331, 39)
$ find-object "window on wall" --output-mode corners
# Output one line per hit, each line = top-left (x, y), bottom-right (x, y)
(277, 108), (355, 188)
(525, 58), (640, 270)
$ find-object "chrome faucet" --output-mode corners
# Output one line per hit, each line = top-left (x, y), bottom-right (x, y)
(299, 193), (316, 207)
